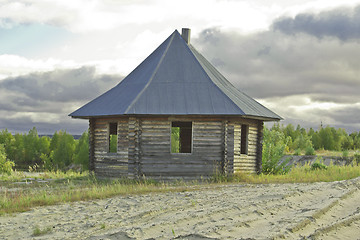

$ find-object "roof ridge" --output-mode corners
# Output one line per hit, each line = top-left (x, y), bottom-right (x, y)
(124, 31), (176, 114)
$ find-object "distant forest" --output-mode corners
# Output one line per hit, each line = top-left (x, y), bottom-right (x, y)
(268, 123), (360, 153)
(0, 124), (359, 173)
(0, 127), (88, 172)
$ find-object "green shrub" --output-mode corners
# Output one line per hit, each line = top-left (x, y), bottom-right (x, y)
(262, 127), (291, 175)
(311, 162), (327, 170)
(342, 150), (349, 158)
(311, 157), (327, 170)
(305, 146), (315, 155)
(74, 131), (89, 170)
(293, 148), (301, 156)
(32, 226), (52, 236)
(0, 144), (14, 174)
(354, 153), (360, 166)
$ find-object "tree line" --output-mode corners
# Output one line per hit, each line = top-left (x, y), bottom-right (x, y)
(1, 124), (360, 174)
(270, 123), (360, 153)
(261, 124), (360, 175)
(0, 127), (89, 173)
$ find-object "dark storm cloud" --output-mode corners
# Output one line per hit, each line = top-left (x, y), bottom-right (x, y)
(272, 5), (360, 41)
(0, 66), (122, 134)
(193, 27), (360, 103)
(0, 66), (120, 102)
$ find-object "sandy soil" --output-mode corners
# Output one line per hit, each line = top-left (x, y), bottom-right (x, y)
(1, 178), (360, 240)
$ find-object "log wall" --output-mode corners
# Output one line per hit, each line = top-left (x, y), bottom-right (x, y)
(140, 119), (223, 180)
(93, 118), (129, 178)
(89, 118), (95, 171)
(232, 119), (260, 174)
(90, 116), (263, 179)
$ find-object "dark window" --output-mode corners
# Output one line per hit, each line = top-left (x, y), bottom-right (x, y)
(171, 121), (192, 153)
(241, 124), (248, 155)
(109, 122), (118, 153)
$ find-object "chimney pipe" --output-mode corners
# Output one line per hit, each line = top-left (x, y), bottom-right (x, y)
(181, 28), (191, 44)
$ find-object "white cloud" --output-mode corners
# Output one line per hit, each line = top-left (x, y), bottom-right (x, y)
(2, 0), (359, 34)
(0, 54), (78, 79)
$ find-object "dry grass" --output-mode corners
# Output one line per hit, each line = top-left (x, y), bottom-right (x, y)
(1, 163), (360, 215)
(232, 163), (360, 184)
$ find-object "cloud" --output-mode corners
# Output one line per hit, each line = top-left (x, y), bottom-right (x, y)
(192, 5), (360, 131)
(0, 67), (120, 102)
(0, 54), (78, 79)
(0, 67), (121, 134)
(194, 27), (360, 101)
(272, 5), (360, 41)
(0, 0), (269, 33)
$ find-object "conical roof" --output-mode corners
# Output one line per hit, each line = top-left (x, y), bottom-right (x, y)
(70, 30), (281, 121)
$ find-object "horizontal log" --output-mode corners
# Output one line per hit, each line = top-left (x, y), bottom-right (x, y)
(192, 137), (222, 142)
(95, 165), (128, 170)
(141, 132), (170, 137)
(140, 157), (220, 162)
(141, 145), (170, 150)
(141, 141), (170, 145)
(194, 145), (222, 150)
(95, 157), (128, 163)
(141, 168), (219, 175)
(95, 164), (128, 171)
(233, 161), (256, 166)
(141, 138), (168, 144)
(140, 154), (222, 160)
(142, 121), (169, 125)
(194, 121), (222, 125)
(193, 142), (222, 147)
(141, 129), (169, 134)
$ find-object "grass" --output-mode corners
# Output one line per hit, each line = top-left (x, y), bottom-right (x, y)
(32, 225), (52, 236)
(1, 163), (360, 215)
(230, 163), (360, 184)
(0, 171), (190, 215)
(286, 149), (359, 157)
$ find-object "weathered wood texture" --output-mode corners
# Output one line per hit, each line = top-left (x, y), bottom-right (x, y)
(93, 117), (129, 178)
(233, 119), (259, 174)
(90, 116), (262, 179)
(223, 121), (234, 175)
(139, 120), (223, 180)
(128, 117), (141, 179)
(89, 118), (95, 171)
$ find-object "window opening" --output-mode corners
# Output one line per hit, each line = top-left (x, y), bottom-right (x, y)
(171, 121), (192, 153)
(109, 122), (118, 153)
(240, 124), (248, 155)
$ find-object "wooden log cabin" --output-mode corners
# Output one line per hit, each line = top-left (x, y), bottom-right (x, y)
(70, 28), (281, 180)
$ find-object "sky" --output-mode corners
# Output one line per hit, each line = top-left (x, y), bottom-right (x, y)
(0, 0), (360, 134)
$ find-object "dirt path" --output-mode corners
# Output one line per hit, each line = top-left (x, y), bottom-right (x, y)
(1, 178), (360, 240)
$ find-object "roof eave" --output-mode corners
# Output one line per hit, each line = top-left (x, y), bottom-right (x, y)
(69, 113), (282, 121)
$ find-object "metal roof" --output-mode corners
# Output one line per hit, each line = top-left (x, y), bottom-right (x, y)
(69, 30), (281, 121)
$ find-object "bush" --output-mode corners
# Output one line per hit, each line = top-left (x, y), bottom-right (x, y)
(293, 148), (301, 156)
(354, 153), (360, 166)
(74, 131), (89, 170)
(311, 162), (327, 170)
(262, 127), (291, 175)
(305, 146), (315, 155)
(0, 144), (14, 174)
(310, 156), (327, 170)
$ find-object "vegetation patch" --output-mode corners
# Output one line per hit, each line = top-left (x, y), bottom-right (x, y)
(32, 225), (52, 236)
